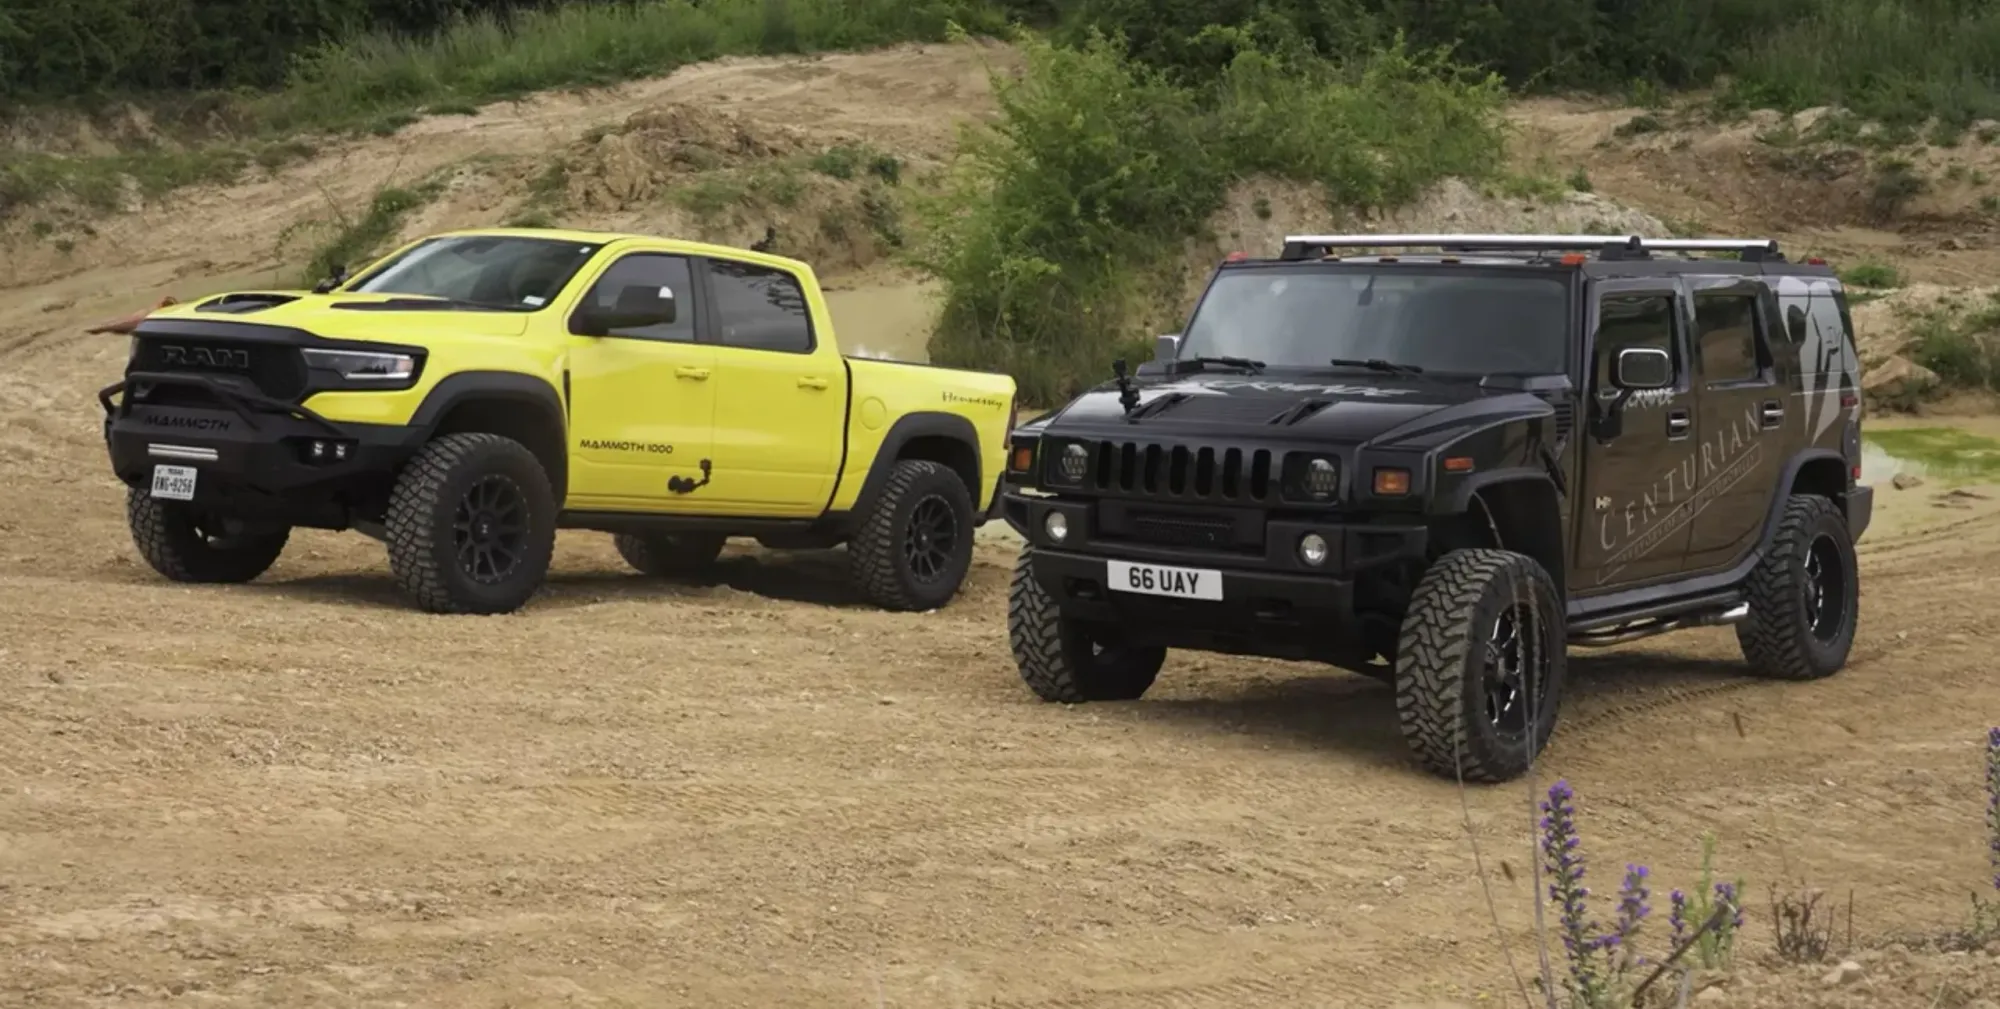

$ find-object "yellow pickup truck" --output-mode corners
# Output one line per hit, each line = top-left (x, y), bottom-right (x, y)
(97, 227), (1018, 614)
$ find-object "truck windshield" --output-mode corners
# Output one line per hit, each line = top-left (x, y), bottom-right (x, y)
(343, 235), (603, 310)
(1177, 266), (1570, 375)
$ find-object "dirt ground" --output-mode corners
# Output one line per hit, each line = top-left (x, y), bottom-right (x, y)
(4, 41), (2000, 1009)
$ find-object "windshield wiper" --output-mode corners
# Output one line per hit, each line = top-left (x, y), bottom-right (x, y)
(1328, 357), (1424, 376)
(1179, 355), (1265, 373)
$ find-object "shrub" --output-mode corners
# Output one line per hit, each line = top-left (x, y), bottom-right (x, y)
(916, 31), (1506, 405)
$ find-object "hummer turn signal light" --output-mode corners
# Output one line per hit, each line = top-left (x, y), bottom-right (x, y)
(1373, 468), (1411, 496)
(1010, 445), (1035, 473)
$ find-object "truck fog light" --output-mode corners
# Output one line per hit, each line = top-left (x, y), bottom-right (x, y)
(1298, 532), (1329, 567)
(1044, 511), (1070, 543)
(310, 440), (327, 460)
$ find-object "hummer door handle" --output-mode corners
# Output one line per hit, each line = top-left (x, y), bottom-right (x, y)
(675, 366), (711, 381)
(1666, 409), (1691, 439)
(1760, 399), (1784, 428)
(797, 376), (828, 390)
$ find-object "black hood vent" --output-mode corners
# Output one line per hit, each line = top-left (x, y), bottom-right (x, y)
(1267, 399), (1332, 426)
(194, 292), (300, 314)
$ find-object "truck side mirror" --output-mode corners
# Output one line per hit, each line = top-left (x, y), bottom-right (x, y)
(1613, 346), (1672, 390)
(576, 284), (676, 335)
(1154, 333), (1180, 362)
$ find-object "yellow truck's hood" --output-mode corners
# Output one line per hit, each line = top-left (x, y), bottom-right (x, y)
(146, 291), (533, 341)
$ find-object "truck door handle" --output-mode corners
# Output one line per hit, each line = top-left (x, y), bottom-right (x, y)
(675, 366), (710, 381)
(1760, 399), (1784, 428)
(1666, 409), (1691, 439)
(797, 376), (828, 390)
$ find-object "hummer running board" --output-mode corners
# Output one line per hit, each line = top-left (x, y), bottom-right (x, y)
(1568, 601), (1751, 648)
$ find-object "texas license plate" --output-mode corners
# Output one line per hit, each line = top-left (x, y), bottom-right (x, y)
(1107, 559), (1222, 601)
(150, 464), (197, 501)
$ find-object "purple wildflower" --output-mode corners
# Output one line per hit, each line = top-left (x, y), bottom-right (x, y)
(1986, 727), (2000, 891)
(1541, 779), (1604, 1001)
(1714, 881), (1744, 931)
(1669, 889), (1689, 945)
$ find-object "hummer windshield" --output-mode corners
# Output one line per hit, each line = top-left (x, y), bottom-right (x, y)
(1177, 265), (1570, 375)
(343, 235), (603, 311)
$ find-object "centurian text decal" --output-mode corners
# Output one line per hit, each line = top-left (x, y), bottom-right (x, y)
(1593, 398), (1772, 585)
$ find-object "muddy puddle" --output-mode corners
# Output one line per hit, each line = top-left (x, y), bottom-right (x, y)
(1862, 425), (2000, 484)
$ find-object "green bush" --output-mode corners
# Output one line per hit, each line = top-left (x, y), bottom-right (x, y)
(917, 31), (1507, 406)
(1911, 293), (2000, 391)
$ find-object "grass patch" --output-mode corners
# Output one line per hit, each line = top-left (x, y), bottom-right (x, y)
(916, 31), (1507, 405)
(1838, 260), (1904, 288)
(1866, 427), (2000, 482)
(1909, 292), (2000, 392)
(295, 174), (450, 287)
(0, 0), (1003, 221)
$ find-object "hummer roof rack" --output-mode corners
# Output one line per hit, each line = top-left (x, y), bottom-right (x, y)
(1277, 233), (1785, 263)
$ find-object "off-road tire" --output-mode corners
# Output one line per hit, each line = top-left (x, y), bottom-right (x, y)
(126, 487), (289, 584)
(1736, 494), (1857, 680)
(847, 458), (975, 612)
(384, 432), (557, 615)
(614, 532), (726, 577)
(1394, 548), (1566, 784)
(1009, 546), (1168, 702)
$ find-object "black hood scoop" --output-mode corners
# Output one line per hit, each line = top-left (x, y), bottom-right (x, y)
(1267, 399), (1332, 426)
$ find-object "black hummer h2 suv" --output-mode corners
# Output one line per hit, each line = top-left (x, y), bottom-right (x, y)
(997, 233), (1874, 783)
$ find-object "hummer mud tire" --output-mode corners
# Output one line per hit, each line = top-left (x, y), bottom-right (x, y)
(1736, 493), (1857, 680)
(614, 532), (726, 577)
(1009, 546), (1168, 702)
(126, 487), (290, 584)
(848, 458), (975, 612)
(1393, 548), (1565, 784)
(385, 432), (557, 615)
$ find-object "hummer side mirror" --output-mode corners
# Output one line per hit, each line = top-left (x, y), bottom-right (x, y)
(1154, 333), (1181, 362)
(1613, 347), (1672, 390)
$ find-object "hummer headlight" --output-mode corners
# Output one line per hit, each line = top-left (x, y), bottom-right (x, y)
(1050, 441), (1090, 484)
(1284, 454), (1341, 502)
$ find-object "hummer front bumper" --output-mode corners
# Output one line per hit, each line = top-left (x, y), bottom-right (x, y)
(1001, 490), (1429, 668)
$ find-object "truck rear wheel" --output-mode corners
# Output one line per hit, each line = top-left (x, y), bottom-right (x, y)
(1736, 493), (1858, 680)
(385, 432), (557, 615)
(848, 458), (974, 611)
(126, 487), (289, 584)
(614, 532), (725, 577)
(1393, 548), (1565, 784)
(1009, 546), (1166, 702)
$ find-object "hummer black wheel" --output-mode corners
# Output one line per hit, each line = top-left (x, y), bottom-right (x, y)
(1736, 494), (1857, 680)
(385, 432), (557, 615)
(126, 487), (290, 584)
(848, 459), (975, 612)
(614, 532), (726, 577)
(1394, 548), (1565, 784)
(1009, 546), (1167, 702)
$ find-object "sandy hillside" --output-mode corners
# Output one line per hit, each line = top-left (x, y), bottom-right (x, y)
(2, 41), (2000, 1009)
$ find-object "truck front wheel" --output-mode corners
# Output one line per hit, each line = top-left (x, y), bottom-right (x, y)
(126, 488), (289, 584)
(1393, 548), (1565, 784)
(384, 432), (557, 615)
(1009, 546), (1166, 702)
(848, 458), (975, 611)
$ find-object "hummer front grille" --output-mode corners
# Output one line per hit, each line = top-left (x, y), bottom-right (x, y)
(1083, 440), (1275, 503)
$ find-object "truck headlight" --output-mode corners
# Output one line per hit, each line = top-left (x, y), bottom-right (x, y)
(1283, 454), (1340, 503)
(303, 348), (419, 385)
(1046, 441), (1090, 486)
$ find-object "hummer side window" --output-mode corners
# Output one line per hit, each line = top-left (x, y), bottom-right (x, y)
(709, 259), (813, 354)
(1592, 294), (1679, 396)
(578, 254), (697, 342)
(1693, 292), (1765, 383)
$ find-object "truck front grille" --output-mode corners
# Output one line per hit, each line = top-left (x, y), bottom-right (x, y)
(1082, 440), (1275, 503)
(1125, 508), (1238, 549)
(129, 337), (309, 403)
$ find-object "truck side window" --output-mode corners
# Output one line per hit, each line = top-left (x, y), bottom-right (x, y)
(1593, 294), (1679, 396)
(580, 254), (697, 342)
(1693, 292), (1764, 383)
(709, 259), (813, 354)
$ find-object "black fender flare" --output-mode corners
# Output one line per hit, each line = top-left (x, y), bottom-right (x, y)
(1436, 466), (1562, 517)
(849, 411), (983, 517)
(405, 371), (571, 496)
(1760, 448), (1853, 534)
